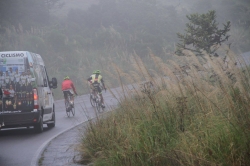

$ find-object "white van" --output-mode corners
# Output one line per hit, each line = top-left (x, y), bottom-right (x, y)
(0, 51), (57, 132)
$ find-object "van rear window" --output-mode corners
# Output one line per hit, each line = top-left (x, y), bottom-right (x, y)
(0, 57), (25, 72)
(0, 57), (35, 112)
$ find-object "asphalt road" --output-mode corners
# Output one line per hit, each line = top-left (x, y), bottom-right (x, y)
(0, 90), (118, 166)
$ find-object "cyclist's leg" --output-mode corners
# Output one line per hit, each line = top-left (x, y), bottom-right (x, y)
(100, 94), (104, 103)
(68, 90), (74, 105)
(98, 86), (104, 106)
(63, 91), (68, 104)
(97, 86), (102, 102)
(63, 91), (70, 111)
(90, 84), (94, 94)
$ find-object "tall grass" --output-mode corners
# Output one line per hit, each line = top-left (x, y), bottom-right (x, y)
(79, 48), (250, 166)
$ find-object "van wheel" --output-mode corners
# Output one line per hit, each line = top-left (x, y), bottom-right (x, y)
(47, 111), (55, 128)
(34, 116), (43, 133)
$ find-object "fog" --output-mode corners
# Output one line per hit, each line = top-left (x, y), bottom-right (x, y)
(0, 0), (249, 98)
(0, 2), (250, 166)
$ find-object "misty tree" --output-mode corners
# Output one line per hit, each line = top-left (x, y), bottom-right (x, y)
(0, 0), (54, 30)
(44, 0), (64, 14)
(176, 10), (231, 56)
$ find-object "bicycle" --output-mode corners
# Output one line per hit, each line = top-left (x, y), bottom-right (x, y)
(65, 93), (75, 117)
(89, 86), (104, 112)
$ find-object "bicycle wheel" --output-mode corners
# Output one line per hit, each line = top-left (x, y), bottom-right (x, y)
(90, 94), (95, 107)
(95, 98), (101, 112)
(66, 95), (73, 117)
(65, 100), (71, 117)
(71, 102), (75, 116)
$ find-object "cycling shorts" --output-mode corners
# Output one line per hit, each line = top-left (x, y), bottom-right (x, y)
(91, 83), (102, 94)
(63, 89), (73, 99)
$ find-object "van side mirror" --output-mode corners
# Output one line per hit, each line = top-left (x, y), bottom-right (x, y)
(50, 77), (57, 89)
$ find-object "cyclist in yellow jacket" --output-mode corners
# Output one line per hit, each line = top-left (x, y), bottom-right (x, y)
(87, 70), (106, 108)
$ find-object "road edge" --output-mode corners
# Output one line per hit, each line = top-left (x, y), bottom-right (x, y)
(30, 121), (86, 166)
(30, 110), (112, 166)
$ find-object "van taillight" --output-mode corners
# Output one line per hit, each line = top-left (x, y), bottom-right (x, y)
(33, 89), (39, 109)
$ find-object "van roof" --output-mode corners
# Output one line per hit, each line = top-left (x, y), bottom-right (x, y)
(0, 51), (29, 58)
(0, 51), (46, 66)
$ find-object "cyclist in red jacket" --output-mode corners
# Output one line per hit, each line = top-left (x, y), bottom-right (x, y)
(61, 76), (77, 105)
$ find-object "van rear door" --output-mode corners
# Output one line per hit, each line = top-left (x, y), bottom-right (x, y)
(0, 53), (37, 126)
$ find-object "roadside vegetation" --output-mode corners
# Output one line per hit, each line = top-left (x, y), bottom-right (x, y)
(79, 9), (250, 166)
(80, 47), (250, 165)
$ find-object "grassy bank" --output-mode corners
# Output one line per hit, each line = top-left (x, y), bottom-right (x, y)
(79, 48), (250, 166)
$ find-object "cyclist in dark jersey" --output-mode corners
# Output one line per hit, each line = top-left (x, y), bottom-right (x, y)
(87, 70), (106, 108)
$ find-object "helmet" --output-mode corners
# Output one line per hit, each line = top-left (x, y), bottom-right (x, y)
(64, 76), (70, 80)
(93, 70), (101, 74)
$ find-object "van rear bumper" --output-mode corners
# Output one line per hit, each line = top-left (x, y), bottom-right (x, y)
(0, 112), (41, 128)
